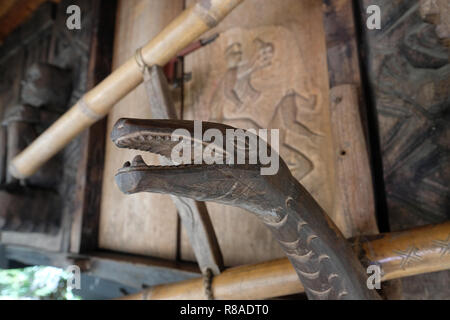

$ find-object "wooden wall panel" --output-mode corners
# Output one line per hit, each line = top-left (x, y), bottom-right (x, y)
(181, 0), (337, 266)
(99, 0), (183, 260)
(0, 0), (98, 251)
(359, 0), (449, 299)
(0, 0), (59, 44)
(99, 0), (377, 267)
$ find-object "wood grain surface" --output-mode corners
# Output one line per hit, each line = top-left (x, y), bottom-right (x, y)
(99, 0), (183, 259)
(99, 0), (377, 267)
(360, 0), (450, 299)
(181, 0), (357, 266)
(0, 0), (99, 251)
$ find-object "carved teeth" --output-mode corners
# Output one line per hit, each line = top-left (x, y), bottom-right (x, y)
(131, 155), (147, 167)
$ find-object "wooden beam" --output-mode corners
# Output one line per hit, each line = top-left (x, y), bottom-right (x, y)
(70, 0), (117, 254)
(142, 65), (223, 275)
(86, 251), (200, 289)
(322, 0), (379, 237)
(0, 0), (60, 45)
(329, 84), (378, 236)
(119, 222), (450, 299)
(1, 245), (201, 289)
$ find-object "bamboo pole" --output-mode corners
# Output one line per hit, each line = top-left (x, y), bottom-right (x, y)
(119, 222), (450, 300)
(9, 0), (244, 179)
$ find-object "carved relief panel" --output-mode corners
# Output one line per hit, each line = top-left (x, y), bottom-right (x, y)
(183, 0), (336, 265)
(0, 0), (96, 250)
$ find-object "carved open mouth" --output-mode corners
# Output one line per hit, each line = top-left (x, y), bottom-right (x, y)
(116, 154), (207, 173)
(111, 118), (227, 173)
(113, 131), (204, 173)
(111, 118), (277, 177)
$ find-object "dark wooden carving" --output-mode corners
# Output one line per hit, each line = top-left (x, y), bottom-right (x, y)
(0, 0), (106, 248)
(111, 118), (380, 300)
(359, 0), (449, 299)
(21, 62), (72, 112)
(360, 0), (449, 232)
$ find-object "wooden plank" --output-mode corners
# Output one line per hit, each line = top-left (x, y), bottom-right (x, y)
(182, 0), (338, 266)
(323, 0), (379, 236)
(86, 252), (199, 288)
(143, 65), (223, 274)
(359, 0), (450, 299)
(420, 0), (450, 46)
(360, 0), (449, 230)
(330, 85), (378, 236)
(70, 0), (117, 254)
(0, 0), (59, 45)
(0, 0), (105, 252)
(99, 0), (184, 259)
(0, 2), (60, 249)
(1, 245), (200, 289)
(120, 221), (450, 299)
(0, 126), (6, 185)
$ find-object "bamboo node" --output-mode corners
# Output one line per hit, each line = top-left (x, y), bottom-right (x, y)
(194, 2), (219, 28)
(77, 96), (102, 121)
(134, 47), (148, 72)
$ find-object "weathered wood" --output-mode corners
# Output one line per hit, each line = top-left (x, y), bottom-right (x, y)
(330, 85), (378, 236)
(120, 222), (450, 300)
(322, 0), (379, 236)
(359, 0), (450, 299)
(1, 245), (200, 289)
(181, 0), (369, 266)
(20, 62), (72, 112)
(0, 0), (108, 253)
(99, 0), (184, 260)
(112, 119), (379, 300)
(0, 190), (61, 234)
(0, 126), (5, 184)
(0, 0), (59, 45)
(10, 0), (245, 179)
(85, 252), (200, 289)
(70, 0), (117, 254)
(3, 103), (62, 188)
(420, 0), (450, 46)
(360, 0), (449, 233)
(0, 3), (61, 240)
(143, 65), (223, 275)
(123, 258), (302, 300)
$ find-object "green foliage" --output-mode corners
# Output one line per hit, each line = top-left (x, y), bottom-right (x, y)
(0, 266), (81, 300)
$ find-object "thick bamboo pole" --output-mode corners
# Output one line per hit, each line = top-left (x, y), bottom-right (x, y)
(9, 0), (244, 179)
(119, 222), (450, 300)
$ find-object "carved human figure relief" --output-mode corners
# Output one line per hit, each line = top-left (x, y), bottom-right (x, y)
(210, 38), (274, 119)
(269, 89), (322, 181)
(182, 23), (336, 266)
(187, 26), (331, 212)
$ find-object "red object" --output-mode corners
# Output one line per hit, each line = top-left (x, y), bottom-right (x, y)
(163, 34), (219, 83)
